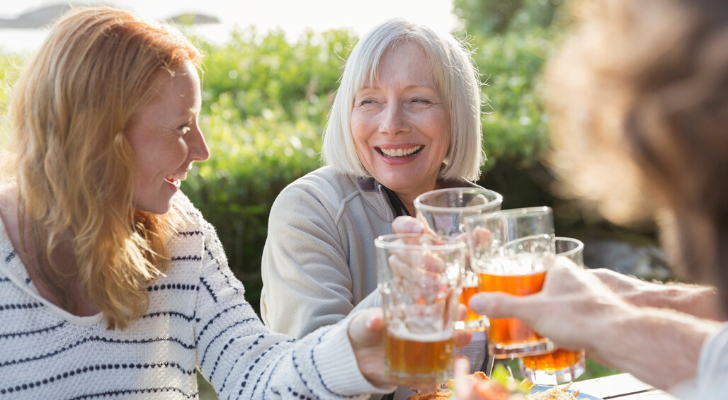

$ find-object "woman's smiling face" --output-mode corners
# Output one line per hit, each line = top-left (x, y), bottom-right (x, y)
(126, 60), (210, 214)
(351, 41), (450, 200)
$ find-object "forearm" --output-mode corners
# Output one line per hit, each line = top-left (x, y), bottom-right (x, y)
(587, 305), (721, 390)
(592, 269), (724, 320)
(625, 284), (723, 321)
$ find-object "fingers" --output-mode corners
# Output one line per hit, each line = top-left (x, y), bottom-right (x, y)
(458, 304), (468, 321)
(468, 291), (536, 320)
(453, 329), (472, 348)
(348, 308), (394, 389)
(348, 308), (384, 349)
(392, 216), (424, 235)
(453, 357), (475, 400)
(468, 227), (492, 254)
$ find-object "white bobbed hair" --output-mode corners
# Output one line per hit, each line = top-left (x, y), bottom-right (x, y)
(321, 18), (485, 182)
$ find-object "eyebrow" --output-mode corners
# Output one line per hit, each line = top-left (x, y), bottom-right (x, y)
(176, 105), (200, 119)
(358, 84), (437, 91)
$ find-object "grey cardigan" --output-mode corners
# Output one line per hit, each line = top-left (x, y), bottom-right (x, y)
(261, 166), (481, 337)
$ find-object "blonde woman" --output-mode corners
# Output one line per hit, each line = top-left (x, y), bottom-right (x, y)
(260, 19), (487, 399)
(261, 19), (483, 325)
(0, 7), (410, 399)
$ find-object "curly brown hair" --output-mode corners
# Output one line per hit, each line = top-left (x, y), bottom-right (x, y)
(547, 0), (728, 308)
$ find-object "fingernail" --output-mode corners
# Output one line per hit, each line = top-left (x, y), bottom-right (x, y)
(365, 314), (378, 329)
(409, 221), (423, 233)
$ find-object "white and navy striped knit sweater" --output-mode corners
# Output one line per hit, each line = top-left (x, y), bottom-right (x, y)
(0, 194), (391, 399)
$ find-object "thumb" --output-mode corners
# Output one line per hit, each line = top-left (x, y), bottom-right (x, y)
(468, 292), (537, 321)
(392, 216), (424, 235)
(348, 308), (384, 349)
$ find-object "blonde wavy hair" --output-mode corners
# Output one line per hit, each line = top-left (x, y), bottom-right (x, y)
(6, 7), (201, 329)
(547, 0), (728, 304)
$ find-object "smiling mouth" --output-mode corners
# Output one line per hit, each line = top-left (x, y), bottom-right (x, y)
(165, 172), (187, 186)
(376, 145), (424, 158)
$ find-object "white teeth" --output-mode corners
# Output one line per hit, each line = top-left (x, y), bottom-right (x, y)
(380, 146), (423, 157)
(165, 172), (187, 182)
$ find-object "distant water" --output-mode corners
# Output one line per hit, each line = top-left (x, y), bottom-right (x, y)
(0, 29), (50, 53)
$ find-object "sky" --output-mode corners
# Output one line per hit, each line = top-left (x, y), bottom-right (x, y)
(0, 0), (459, 52)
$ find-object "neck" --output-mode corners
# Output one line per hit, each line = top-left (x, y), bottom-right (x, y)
(394, 180), (442, 217)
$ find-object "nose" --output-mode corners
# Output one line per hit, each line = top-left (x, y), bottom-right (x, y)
(379, 100), (410, 136)
(187, 123), (210, 162)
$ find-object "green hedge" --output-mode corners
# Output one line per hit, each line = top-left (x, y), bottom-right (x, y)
(474, 27), (560, 170)
(0, 26), (559, 313)
(0, 52), (24, 144)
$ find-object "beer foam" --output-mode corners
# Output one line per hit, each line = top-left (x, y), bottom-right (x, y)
(388, 325), (453, 342)
(476, 253), (549, 276)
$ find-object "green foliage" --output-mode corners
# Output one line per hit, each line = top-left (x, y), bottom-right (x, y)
(473, 27), (562, 171)
(454, 0), (563, 35)
(0, 52), (25, 145)
(195, 27), (356, 126)
(0, 23), (564, 313)
(180, 28), (358, 296)
(0, 24), (560, 311)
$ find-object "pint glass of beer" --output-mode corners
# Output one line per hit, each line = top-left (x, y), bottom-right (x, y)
(375, 233), (467, 388)
(520, 237), (586, 384)
(464, 207), (556, 359)
(414, 188), (503, 331)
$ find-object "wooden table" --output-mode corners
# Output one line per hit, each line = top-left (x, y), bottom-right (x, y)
(571, 373), (678, 399)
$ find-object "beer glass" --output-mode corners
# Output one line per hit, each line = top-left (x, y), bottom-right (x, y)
(520, 237), (586, 384)
(414, 188), (503, 331)
(464, 207), (556, 359)
(375, 233), (467, 388)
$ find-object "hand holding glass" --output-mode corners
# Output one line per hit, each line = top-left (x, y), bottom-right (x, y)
(519, 237), (587, 384)
(414, 188), (503, 331)
(464, 207), (556, 359)
(376, 234), (467, 389)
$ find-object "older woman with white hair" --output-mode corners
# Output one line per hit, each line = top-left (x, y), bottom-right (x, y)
(260, 18), (487, 392)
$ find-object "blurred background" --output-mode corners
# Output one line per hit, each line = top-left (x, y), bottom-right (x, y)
(0, 0), (667, 396)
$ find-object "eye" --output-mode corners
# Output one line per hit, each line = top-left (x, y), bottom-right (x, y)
(411, 97), (432, 104)
(178, 122), (192, 134)
(359, 98), (376, 106)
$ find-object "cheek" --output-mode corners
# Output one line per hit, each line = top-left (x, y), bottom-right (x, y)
(427, 116), (450, 154)
(350, 114), (373, 154)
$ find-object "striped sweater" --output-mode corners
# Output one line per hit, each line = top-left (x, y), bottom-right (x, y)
(0, 194), (391, 399)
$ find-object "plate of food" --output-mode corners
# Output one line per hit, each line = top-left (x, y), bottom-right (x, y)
(407, 370), (603, 400)
(528, 384), (603, 400)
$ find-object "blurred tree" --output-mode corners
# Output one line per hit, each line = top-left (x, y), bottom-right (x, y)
(453, 0), (564, 35)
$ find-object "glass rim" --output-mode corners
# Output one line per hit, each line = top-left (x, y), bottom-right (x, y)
(555, 237), (584, 258)
(374, 233), (467, 251)
(413, 187), (503, 213)
(463, 206), (552, 225)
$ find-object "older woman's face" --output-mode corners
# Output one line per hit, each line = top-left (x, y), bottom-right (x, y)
(126, 61), (210, 214)
(351, 42), (450, 197)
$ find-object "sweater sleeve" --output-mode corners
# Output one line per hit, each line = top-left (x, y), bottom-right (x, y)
(260, 183), (356, 339)
(194, 221), (388, 399)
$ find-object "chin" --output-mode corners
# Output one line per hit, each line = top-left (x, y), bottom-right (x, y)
(380, 177), (424, 194)
(135, 198), (174, 215)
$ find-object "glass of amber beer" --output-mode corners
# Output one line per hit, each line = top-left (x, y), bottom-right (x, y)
(464, 207), (556, 359)
(375, 233), (467, 388)
(519, 237), (586, 384)
(414, 188), (503, 331)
